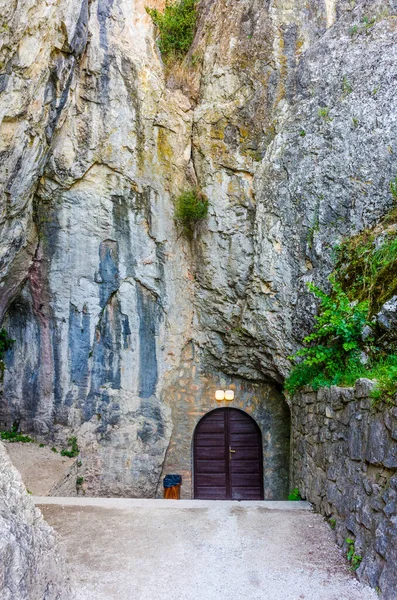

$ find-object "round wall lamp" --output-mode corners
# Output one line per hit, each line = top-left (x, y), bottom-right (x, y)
(215, 389), (235, 402)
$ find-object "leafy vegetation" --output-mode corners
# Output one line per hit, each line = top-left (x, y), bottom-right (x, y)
(60, 436), (79, 458)
(284, 279), (397, 401)
(1, 427), (33, 443)
(285, 179), (397, 403)
(334, 222), (397, 315)
(174, 188), (209, 238)
(328, 518), (336, 530)
(318, 106), (332, 121)
(285, 277), (369, 396)
(346, 538), (363, 571)
(146, 0), (197, 63)
(288, 487), (302, 501)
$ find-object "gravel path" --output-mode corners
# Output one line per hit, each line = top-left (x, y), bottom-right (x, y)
(36, 498), (377, 600)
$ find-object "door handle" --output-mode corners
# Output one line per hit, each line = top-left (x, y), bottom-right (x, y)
(229, 446), (236, 457)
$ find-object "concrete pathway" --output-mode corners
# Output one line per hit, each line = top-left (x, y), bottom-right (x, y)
(35, 498), (377, 600)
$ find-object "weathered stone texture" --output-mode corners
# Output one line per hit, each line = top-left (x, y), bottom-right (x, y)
(0, 0), (396, 499)
(291, 383), (397, 600)
(0, 442), (73, 599)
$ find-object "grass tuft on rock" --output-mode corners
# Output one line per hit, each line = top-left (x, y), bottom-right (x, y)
(146, 0), (197, 63)
(174, 188), (208, 238)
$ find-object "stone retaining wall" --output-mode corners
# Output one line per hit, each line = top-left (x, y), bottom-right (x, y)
(291, 380), (397, 600)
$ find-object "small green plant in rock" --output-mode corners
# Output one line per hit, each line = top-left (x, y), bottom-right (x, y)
(328, 518), (336, 530)
(342, 76), (353, 96)
(362, 15), (376, 31)
(76, 476), (84, 486)
(318, 106), (332, 122)
(61, 436), (79, 458)
(346, 538), (363, 571)
(174, 188), (208, 238)
(51, 447), (58, 453)
(299, 129), (306, 137)
(390, 174), (397, 201)
(288, 487), (302, 501)
(146, 0), (197, 63)
(352, 118), (359, 128)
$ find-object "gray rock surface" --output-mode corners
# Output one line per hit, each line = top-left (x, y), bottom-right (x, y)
(292, 383), (397, 600)
(0, 0), (396, 499)
(0, 442), (72, 599)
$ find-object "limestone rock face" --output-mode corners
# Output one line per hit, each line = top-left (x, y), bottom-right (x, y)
(0, 0), (396, 497)
(0, 442), (72, 599)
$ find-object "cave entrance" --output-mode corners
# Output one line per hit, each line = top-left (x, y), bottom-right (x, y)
(193, 408), (264, 500)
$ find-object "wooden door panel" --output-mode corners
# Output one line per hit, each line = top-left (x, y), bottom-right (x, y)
(230, 473), (262, 486)
(231, 487), (262, 500)
(195, 459), (226, 474)
(195, 446), (226, 460)
(194, 408), (263, 500)
(196, 486), (228, 500)
(229, 459), (261, 474)
(195, 473), (227, 486)
(195, 433), (226, 446)
(229, 446), (261, 460)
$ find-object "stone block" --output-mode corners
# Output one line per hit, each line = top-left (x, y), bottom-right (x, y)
(355, 379), (377, 399)
(365, 418), (389, 465)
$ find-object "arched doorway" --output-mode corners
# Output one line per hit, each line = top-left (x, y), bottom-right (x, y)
(193, 408), (264, 500)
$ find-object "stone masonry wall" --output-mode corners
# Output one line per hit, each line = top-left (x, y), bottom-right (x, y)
(291, 380), (397, 600)
(159, 343), (290, 500)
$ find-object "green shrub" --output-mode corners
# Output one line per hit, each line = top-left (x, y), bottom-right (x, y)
(285, 277), (369, 396)
(346, 538), (362, 571)
(174, 188), (208, 238)
(284, 277), (397, 401)
(60, 436), (79, 458)
(1, 430), (33, 443)
(288, 487), (302, 501)
(146, 0), (197, 62)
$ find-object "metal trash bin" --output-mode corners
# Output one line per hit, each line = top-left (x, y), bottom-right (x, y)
(163, 474), (182, 499)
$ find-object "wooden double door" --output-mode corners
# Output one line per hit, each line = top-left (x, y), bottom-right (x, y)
(194, 408), (264, 500)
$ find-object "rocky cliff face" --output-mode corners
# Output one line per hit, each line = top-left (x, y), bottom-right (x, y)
(0, 0), (396, 495)
(0, 442), (72, 599)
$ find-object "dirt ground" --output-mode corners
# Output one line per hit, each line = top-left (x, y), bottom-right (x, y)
(36, 497), (378, 600)
(4, 441), (74, 495)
